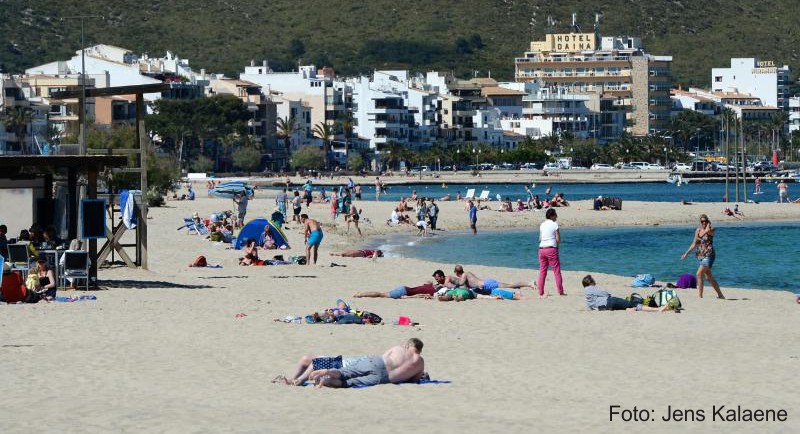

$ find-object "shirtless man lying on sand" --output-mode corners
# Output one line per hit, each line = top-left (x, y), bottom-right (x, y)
(449, 265), (534, 300)
(331, 249), (383, 258)
(298, 339), (425, 388)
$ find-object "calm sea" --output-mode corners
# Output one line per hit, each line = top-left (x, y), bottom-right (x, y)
(265, 181), (789, 203)
(376, 221), (800, 292)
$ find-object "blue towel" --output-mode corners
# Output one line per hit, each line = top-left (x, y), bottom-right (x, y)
(299, 379), (451, 387)
(55, 295), (97, 302)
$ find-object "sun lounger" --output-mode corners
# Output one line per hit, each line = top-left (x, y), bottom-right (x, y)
(178, 218), (209, 235)
(478, 190), (490, 201)
(464, 189), (476, 200)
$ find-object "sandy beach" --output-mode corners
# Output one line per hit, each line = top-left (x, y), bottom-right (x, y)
(1, 185), (798, 433)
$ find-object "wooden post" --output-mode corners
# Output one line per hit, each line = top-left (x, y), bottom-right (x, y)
(67, 167), (78, 240)
(87, 165), (98, 281)
(136, 93), (148, 270)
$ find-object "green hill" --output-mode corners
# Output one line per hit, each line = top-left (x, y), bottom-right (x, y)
(2, 0), (799, 86)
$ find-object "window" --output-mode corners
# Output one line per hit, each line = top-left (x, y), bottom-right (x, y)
(715, 76), (722, 82)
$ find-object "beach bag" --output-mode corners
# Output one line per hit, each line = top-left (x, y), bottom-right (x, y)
(652, 289), (682, 310)
(355, 310), (382, 325)
(626, 292), (645, 307)
(676, 273), (697, 289)
(631, 274), (655, 288)
(189, 255), (207, 267)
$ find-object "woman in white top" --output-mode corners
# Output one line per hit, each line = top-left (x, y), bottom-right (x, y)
(537, 208), (565, 297)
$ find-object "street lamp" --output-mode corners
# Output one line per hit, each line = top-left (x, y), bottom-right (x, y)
(664, 146), (667, 167)
(625, 148), (629, 164)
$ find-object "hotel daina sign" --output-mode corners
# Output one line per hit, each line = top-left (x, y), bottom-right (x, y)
(752, 60), (777, 74)
(541, 33), (597, 52)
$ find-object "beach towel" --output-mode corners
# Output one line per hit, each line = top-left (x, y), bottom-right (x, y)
(120, 189), (137, 229)
(350, 379), (452, 388)
(55, 295), (97, 302)
(631, 274), (655, 288)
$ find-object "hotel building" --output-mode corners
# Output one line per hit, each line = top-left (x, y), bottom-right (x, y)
(711, 58), (791, 110)
(514, 33), (673, 138)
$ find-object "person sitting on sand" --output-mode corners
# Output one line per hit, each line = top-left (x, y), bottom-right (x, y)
(307, 339), (425, 388)
(499, 197), (513, 212)
(239, 239), (262, 266)
(456, 191), (462, 201)
(516, 199), (527, 212)
(733, 204), (744, 217)
(532, 195), (543, 210)
(331, 249), (383, 258)
(722, 207), (743, 221)
(451, 265), (534, 300)
(582, 274), (670, 312)
(552, 192), (569, 207)
(261, 225), (277, 249)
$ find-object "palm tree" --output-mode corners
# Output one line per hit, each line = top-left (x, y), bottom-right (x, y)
(312, 121), (335, 170)
(336, 112), (354, 166)
(3, 106), (33, 153)
(276, 115), (300, 166)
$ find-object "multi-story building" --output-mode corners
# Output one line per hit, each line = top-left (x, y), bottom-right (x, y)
(206, 78), (280, 168)
(711, 58), (791, 110)
(790, 97), (800, 134)
(498, 82), (600, 140)
(1, 75), (48, 154)
(514, 32), (673, 137)
(19, 74), (94, 138)
(239, 63), (348, 140)
(671, 88), (720, 117)
(349, 71), (415, 148)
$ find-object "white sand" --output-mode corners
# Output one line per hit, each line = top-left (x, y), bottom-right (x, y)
(1, 188), (798, 433)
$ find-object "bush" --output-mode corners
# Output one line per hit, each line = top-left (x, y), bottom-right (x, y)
(291, 146), (325, 170)
(232, 146), (262, 172)
(191, 155), (214, 173)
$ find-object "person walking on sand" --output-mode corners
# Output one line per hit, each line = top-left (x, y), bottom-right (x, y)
(754, 177), (762, 195)
(777, 180), (789, 203)
(537, 208), (565, 297)
(276, 188), (289, 221)
(681, 214), (725, 299)
(467, 200), (478, 235)
(301, 214), (323, 265)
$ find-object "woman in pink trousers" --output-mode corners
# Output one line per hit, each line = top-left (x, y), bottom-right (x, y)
(537, 208), (565, 297)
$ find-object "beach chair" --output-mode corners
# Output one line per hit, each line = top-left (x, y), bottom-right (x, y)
(179, 218), (209, 235)
(464, 189), (476, 200)
(7, 244), (30, 279)
(61, 251), (90, 291)
(478, 190), (490, 201)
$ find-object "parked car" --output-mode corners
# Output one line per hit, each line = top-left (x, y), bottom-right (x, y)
(590, 163), (612, 170)
(520, 162), (539, 170)
(543, 162), (560, 171)
(674, 163), (692, 172)
(629, 161), (654, 170)
(620, 163), (640, 169)
(691, 161), (715, 171)
(648, 163), (665, 170)
(750, 161), (775, 172)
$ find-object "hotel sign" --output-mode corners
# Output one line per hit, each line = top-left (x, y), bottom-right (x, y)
(545, 33), (597, 52)
(753, 60), (777, 74)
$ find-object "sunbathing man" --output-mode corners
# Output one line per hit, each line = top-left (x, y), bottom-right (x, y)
(354, 282), (437, 299)
(307, 338), (425, 388)
(452, 265), (534, 299)
(273, 354), (365, 386)
(301, 214), (323, 265)
(331, 249), (384, 258)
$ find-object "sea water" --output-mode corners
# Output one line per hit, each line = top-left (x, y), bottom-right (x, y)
(379, 221), (800, 292)
(266, 181), (787, 203)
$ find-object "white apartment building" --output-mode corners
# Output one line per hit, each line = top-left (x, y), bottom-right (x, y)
(26, 44), (164, 101)
(789, 96), (799, 134)
(711, 58), (791, 110)
(349, 71), (415, 148)
(497, 82), (600, 141)
(240, 63), (345, 138)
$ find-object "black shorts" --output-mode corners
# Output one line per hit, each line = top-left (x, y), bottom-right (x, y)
(293, 206), (302, 215)
(355, 193), (362, 200)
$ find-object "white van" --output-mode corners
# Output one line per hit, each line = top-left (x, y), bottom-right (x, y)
(557, 158), (572, 169)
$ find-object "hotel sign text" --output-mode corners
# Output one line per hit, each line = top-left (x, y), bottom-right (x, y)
(753, 60), (777, 74)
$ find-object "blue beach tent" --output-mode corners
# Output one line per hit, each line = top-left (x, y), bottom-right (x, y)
(234, 218), (290, 250)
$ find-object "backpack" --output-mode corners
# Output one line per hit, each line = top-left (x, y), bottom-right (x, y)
(675, 273), (697, 289)
(631, 274), (655, 288)
(355, 310), (383, 324)
(651, 289), (682, 310)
